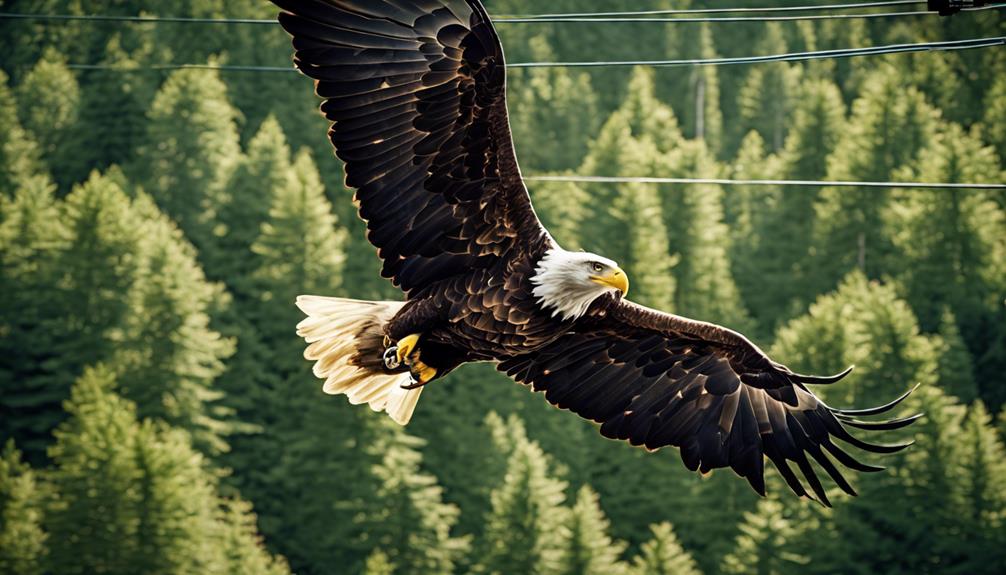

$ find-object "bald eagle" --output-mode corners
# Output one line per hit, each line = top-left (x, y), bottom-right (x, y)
(273, 0), (918, 504)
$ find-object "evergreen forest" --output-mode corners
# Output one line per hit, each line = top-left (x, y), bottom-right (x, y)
(1, 1), (1004, 574)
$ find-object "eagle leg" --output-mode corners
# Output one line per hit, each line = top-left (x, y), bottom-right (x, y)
(384, 333), (438, 388)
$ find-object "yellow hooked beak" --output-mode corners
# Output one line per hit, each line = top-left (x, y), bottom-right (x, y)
(591, 267), (629, 297)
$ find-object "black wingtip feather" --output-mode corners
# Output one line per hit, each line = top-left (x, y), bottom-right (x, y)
(836, 413), (924, 431)
(831, 383), (921, 417)
(795, 365), (855, 385)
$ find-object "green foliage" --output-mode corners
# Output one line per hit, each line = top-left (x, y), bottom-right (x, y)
(720, 498), (808, 575)
(934, 310), (979, 403)
(139, 66), (241, 251)
(629, 522), (701, 575)
(509, 36), (600, 173)
(558, 486), (629, 575)
(45, 366), (288, 575)
(3, 4), (1005, 574)
(475, 414), (569, 575)
(812, 68), (939, 290)
(737, 24), (801, 153)
(0, 170), (233, 460)
(366, 438), (466, 575)
(984, 76), (1006, 163)
(14, 48), (80, 187)
(0, 70), (44, 195)
(772, 271), (937, 407)
(0, 441), (46, 575)
(214, 115), (293, 283)
(363, 549), (396, 575)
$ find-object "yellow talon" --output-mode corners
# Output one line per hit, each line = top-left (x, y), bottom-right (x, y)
(414, 360), (438, 383)
(401, 358), (438, 390)
(396, 333), (421, 365)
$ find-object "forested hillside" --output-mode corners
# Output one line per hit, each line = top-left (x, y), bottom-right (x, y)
(1, 1), (1004, 574)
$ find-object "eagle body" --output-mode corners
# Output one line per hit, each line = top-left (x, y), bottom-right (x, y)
(274, 0), (919, 505)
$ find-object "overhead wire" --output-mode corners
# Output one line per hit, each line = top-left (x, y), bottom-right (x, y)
(522, 176), (1006, 190)
(5, 4), (1002, 192)
(1, 3), (1003, 25)
(502, 0), (925, 17)
(497, 3), (1004, 23)
(58, 36), (1005, 73)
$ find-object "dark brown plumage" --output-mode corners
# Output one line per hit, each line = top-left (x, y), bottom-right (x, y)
(276, 0), (918, 505)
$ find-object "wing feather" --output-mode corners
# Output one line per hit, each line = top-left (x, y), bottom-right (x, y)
(498, 298), (919, 504)
(273, 0), (549, 295)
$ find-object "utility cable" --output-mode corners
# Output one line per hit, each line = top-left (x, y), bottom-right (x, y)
(1, 3), (1002, 25)
(61, 36), (1005, 72)
(522, 176), (1006, 190)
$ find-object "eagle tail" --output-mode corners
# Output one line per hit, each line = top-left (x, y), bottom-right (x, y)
(295, 295), (421, 425)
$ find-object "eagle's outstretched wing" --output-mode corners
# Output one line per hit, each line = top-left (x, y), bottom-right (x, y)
(499, 298), (920, 505)
(273, 0), (548, 295)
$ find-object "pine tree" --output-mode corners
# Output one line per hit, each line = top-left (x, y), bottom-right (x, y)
(781, 79), (847, 183)
(578, 106), (677, 312)
(69, 35), (157, 185)
(45, 366), (146, 574)
(805, 386), (967, 575)
(812, 69), (939, 292)
(45, 366), (289, 575)
(557, 486), (628, 575)
(720, 498), (808, 575)
(112, 192), (234, 455)
(508, 35), (600, 172)
(215, 498), (292, 575)
(984, 76), (1006, 164)
(139, 65), (241, 252)
(728, 131), (784, 334)
(0, 176), (69, 459)
(771, 271), (938, 408)
(214, 115), (293, 283)
(0, 441), (46, 575)
(611, 178), (676, 312)
(475, 417), (569, 575)
(628, 522), (701, 575)
(0, 170), (233, 460)
(228, 146), (407, 574)
(0, 70), (43, 195)
(14, 48), (80, 187)
(737, 24), (800, 153)
(659, 144), (752, 329)
(249, 147), (347, 372)
(363, 550), (396, 575)
(935, 310), (979, 403)
(956, 402), (1006, 573)
(365, 438), (466, 575)
(888, 123), (1005, 333)
(528, 178), (590, 250)
(668, 24), (723, 154)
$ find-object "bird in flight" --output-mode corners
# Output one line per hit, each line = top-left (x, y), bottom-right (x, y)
(272, 0), (919, 505)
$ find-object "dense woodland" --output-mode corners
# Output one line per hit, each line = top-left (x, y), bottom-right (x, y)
(1, 1), (1005, 574)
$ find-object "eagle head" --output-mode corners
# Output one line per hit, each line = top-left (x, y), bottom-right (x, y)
(531, 248), (629, 321)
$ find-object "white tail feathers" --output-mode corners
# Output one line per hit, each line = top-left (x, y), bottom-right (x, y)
(295, 296), (422, 425)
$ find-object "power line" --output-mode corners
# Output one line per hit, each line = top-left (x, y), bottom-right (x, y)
(62, 36), (1005, 72)
(523, 176), (1006, 190)
(1, 3), (1002, 25)
(508, 37), (1005, 68)
(497, 4), (1002, 23)
(502, 0), (925, 17)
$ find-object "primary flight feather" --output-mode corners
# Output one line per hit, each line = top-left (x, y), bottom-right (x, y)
(272, 0), (918, 505)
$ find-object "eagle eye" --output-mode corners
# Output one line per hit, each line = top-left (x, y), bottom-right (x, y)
(590, 262), (604, 273)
